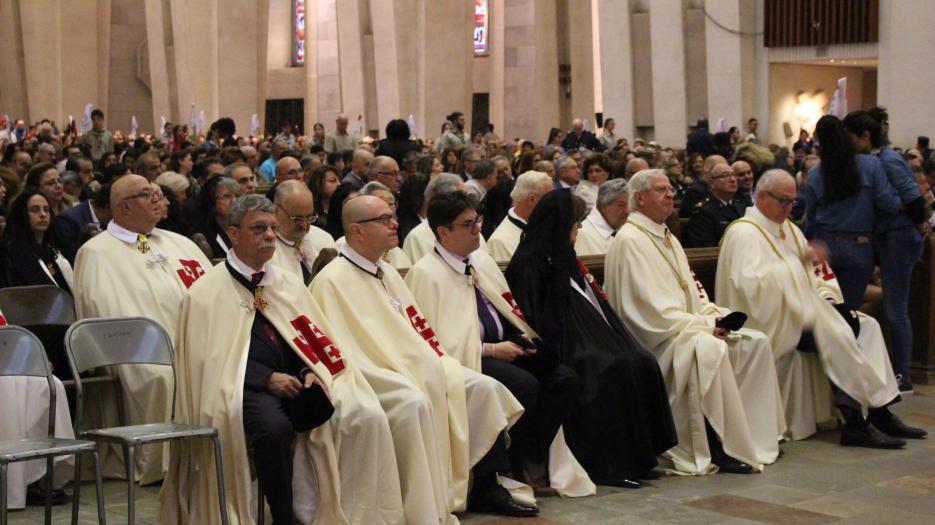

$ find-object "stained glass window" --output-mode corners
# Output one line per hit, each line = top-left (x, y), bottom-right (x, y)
(293, 0), (307, 66)
(474, 0), (488, 56)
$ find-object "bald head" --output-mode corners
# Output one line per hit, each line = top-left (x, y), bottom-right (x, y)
(342, 195), (381, 232)
(625, 158), (650, 179)
(274, 180), (316, 241)
(703, 155), (728, 179)
(273, 179), (312, 205)
(110, 174), (163, 233)
(110, 174), (149, 208)
(275, 156), (302, 184)
(342, 195), (399, 259)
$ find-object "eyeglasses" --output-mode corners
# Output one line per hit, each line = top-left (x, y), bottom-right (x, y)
(766, 190), (797, 207)
(647, 186), (676, 196)
(355, 214), (397, 226)
(710, 173), (736, 180)
(277, 204), (318, 224)
(451, 216), (484, 230)
(122, 189), (161, 202)
(246, 222), (280, 235)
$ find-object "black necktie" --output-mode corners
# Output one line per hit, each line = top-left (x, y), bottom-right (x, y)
(467, 260), (500, 342)
(251, 271), (265, 286)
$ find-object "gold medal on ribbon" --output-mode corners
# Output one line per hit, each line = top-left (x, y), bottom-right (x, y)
(137, 234), (151, 254)
(254, 287), (268, 312)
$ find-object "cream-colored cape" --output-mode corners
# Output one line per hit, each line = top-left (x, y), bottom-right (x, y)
(487, 215), (523, 263)
(605, 211), (786, 475)
(270, 227), (335, 279)
(403, 221), (488, 264)
(574, 208), (616, 256)
(715, 207), (899, 439)
(159, 260), (405, 524)
(311, 254), (521, 517)
(0, 377), (74, 509)
(405, 247), (595, 498)
(74, 227), (212, 483)
(334, 236), (411, 270)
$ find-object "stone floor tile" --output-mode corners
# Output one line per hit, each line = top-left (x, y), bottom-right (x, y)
(685, 494), (838, 524)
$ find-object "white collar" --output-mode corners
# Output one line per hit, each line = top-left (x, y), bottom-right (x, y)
(559, 180), (575, 189)
(507, 208), (527, 225)
(628, 211), (668, 238)
(88, 203), (100, 227)
(586, 207), (617, 240)
(275, 232), (297, 248)
(745, 206), (784, 238)
(107, 220), (157, 244)
(226, 249), (276, 287)
(340, 244), (384, 275)
(435, 241), (471, 275)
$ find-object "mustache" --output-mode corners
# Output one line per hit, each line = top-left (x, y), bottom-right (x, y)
(259, 242), (276, 251)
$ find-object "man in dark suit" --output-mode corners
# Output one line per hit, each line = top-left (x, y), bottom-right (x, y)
(561, 119), (602, 151)
(682, 163), (744, 248)
(56, 183), (112, 252)
(686, 118), (716, 157)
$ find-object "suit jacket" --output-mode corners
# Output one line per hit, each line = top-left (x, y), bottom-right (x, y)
(56, 201), (97, 253)
(561, 130), (602, 152)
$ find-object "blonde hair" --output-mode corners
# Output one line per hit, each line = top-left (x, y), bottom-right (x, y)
(154, 171), (190, 194)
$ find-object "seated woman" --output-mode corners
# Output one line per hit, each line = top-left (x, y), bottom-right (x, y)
(505, 190), (678, 487)
(187, 175), (242, 257)
(308, 164), (342, 230)
(0, 189), (75, 293)
(25, 162), (72, 216)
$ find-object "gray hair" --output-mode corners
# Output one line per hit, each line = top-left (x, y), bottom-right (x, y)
(366, 156), (395, 180)
(273, 179), (310, 205)
(627, 169), (665, 211)
(597, 178), (629, 208)
(472, 160), (496, 180)
(360, 181), (391, 196)
(425, 173), (463, 203)
(216, 176), (243, 197)
(755, 169), (794, 194)
(553, 156), (576, 172)
(223, 162), (251, 179)
(227, 194), (275, 227)
(510, 170), (552, 201)
(460, 146), (480, 162)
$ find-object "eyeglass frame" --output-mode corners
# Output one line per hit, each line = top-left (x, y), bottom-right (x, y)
(276, 203), (319, 224)
(765, 190), (797, 208)
(355, 213), (397, 227)
(122, 189), (161, 202)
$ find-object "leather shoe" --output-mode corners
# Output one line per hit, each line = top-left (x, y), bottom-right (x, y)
(869, 411), (927, 440)
(840, 422), (906, 449)
(714, 456), (755, 474)
(468, 485), (538, 517)
(26, 485), (67, 506)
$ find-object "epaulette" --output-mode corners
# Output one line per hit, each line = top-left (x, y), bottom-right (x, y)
(695, 198), (708, 208)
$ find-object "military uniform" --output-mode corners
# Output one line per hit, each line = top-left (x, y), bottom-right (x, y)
(681, 193), (744, 248)
(678, 180), (709, 218)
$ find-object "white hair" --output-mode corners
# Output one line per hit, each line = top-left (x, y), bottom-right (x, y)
(755, 169), (795, 194)
(154, 171), (189, 194)
(627, 169), (665, 211)
(424, 173), (462, 203)
(597, 178), (628, 208)
(510, 170), (552, 202)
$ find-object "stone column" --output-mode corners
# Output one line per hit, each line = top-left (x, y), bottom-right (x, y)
(648, 0), (687, 145)
(704, 0), (744, 131)
(597, 0), (635, 140)
(336, 0), (367, 131)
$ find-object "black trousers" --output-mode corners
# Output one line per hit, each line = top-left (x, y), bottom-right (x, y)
(474, 358), (580, 482)
(243, 390), (296, 525)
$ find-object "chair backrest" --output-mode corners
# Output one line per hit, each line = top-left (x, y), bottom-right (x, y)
(0, 326), (57, 437)
(65, 317), (176, 431)
(0, 285), (77, 326)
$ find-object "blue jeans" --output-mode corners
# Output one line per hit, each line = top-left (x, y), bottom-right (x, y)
(878, 227), (924, 378)
(818, 233), (874, 311)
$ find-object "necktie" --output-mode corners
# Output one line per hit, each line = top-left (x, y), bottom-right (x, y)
(251, 271), (265, 286)
(137, 234), (150, 254)
(466, 261), (500, 342)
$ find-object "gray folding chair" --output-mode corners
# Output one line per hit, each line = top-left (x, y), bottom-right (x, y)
(0, 326), (105, 525)
(0, 285), (124, 424)
(65, 317), (229, 525)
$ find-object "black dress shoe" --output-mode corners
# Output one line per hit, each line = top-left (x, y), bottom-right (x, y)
(25, 485), (67, 506)
(603, 478), (642, 489)
(840, 422), (906, 449)
(869, 411), (928, 439)
(714, 456), (755, 474)
(468, 485), (538, 517)
(637, 469), (662, 480)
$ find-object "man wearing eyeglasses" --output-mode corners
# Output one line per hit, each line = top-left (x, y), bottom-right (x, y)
(311, 195), (526, 521)
(606, 169), (786, 476)
(73, 174), (212, 484)
(407, 191), (584, 513)
(716, 169), (926, 449)
(269, 180), (335, 285)
(682, 163), (744, 248)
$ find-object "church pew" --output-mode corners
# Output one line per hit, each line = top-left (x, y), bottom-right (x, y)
(909, 235), (935, 384)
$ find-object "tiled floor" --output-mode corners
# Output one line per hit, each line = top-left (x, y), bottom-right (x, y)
(8, 384), (935, 524)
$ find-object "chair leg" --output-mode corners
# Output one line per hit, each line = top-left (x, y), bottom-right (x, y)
(1, 462), (9, 525)
(91, 450), (106, 525)
(44, 457), (53, 525)
(211, 435), (230, 525)
(123, 445), (135, 525)
(71, 452), (83, 525)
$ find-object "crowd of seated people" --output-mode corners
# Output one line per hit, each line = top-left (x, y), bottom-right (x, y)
(0, 107), (930, 523)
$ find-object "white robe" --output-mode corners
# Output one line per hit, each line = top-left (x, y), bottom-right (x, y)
(574, 207), (617, 256)
(269, 227), (335, 281)
(604, 211), (786, 475)
(311, 250), (522, 518)
(487, 214), (524, 263)
(74, 225), (212, 483)
(404, 221), (489, 264)
(0, 377), (74, 509)
(334, 236), (411, 270)
(405, 247), (596, 498)
(715, 206), (900, 440)
(159, 258), (402, 525)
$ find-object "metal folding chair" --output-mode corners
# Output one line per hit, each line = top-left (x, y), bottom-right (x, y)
(0, 326), (105, 525)
(65, 317), (230, 525)
(0, 286), (124, 423)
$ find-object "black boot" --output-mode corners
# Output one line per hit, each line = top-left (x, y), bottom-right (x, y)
(706, 419), (754, 474)
(868, 408), (927, 439)
(839, 406), (905, 449)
